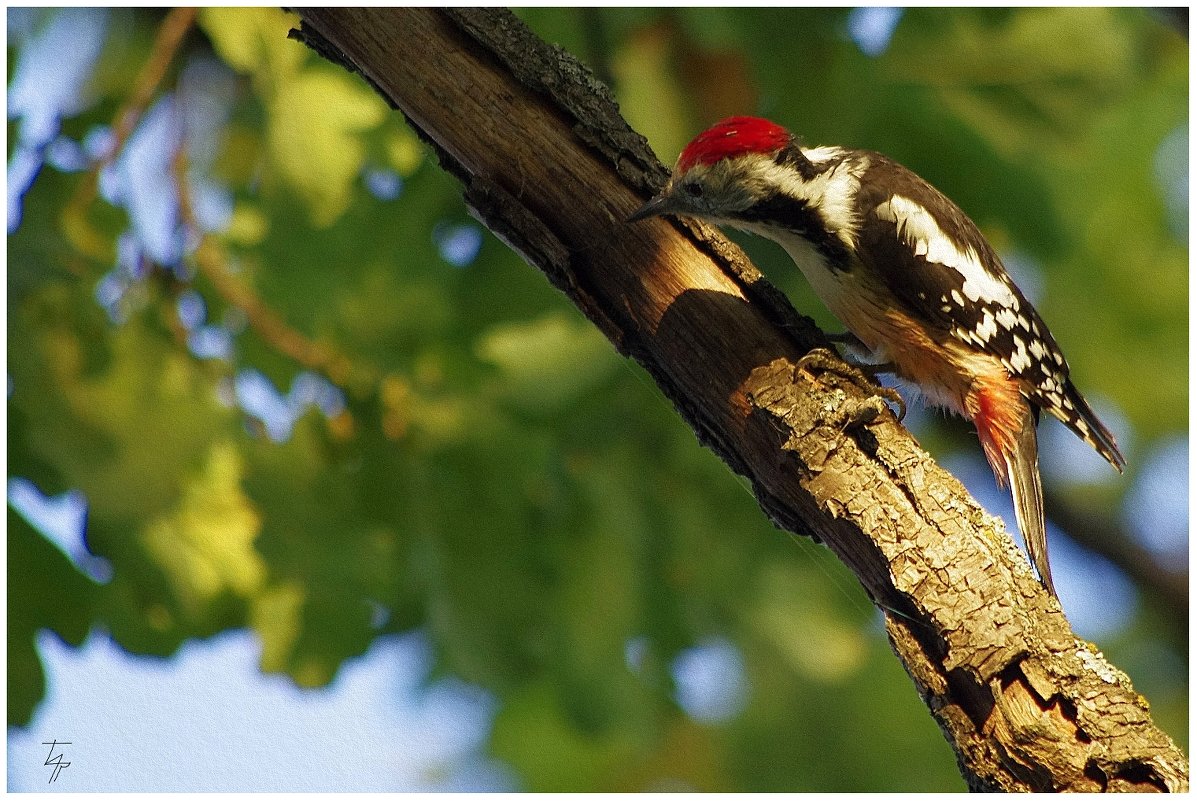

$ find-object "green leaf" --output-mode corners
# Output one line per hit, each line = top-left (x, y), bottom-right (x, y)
(7, 508), (98, 725)
(267, 68), (389, 227)
(477, 310), (622, 412)
(198, 7), (305, 77)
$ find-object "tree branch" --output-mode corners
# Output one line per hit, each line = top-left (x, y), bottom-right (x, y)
(291, 7), (1187, 791)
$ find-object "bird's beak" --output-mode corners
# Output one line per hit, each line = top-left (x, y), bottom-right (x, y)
(627, 191), (675, 223)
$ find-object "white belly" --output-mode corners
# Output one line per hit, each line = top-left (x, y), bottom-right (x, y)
(762, 228), (887, 355)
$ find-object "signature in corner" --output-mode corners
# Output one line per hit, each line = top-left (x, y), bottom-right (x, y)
(42, 740), (71, 783)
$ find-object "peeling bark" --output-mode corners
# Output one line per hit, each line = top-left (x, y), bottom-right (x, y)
(291, 7), (1187, 791)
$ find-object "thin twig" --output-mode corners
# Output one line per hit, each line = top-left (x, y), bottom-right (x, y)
(63, 8), (198, 254)
(171, 149), (367, 390)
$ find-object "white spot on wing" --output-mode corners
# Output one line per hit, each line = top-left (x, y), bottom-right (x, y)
(1009, 334), (1031, 372)
(874, 195), (1018, 308)
(975, 309), (997, 342)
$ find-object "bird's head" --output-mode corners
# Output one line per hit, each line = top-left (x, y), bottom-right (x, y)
(629, 116), (804, 225)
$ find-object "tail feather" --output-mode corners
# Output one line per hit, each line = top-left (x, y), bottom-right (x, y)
(1060, 381), (1126, 472)
(1005, 417), (1054, 597)
(970, 378), (1056, 597)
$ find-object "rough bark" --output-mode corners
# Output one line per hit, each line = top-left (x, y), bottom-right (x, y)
(290, 7), (1188, 792)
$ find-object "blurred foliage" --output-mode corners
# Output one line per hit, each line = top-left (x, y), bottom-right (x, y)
(6, 7), (1187, 791)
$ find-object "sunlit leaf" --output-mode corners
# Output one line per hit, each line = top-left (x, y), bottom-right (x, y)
(198, 7), (304, 77)
(267, 69), (388, 227)
(138, 441), (264, 618)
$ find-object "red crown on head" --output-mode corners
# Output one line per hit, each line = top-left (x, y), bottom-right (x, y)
(677, 116), (791, 173)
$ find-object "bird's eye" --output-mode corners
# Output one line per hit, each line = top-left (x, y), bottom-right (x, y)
(684, 182), (704, 198)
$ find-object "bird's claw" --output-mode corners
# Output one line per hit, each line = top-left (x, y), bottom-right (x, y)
(797, 347), (907, 422)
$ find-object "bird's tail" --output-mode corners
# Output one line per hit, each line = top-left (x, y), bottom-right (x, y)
(971, 380), (1055, 597)
(1004, 416), (1053, 597)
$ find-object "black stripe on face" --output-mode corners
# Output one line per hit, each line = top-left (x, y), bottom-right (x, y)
(738, 191), (853, 271)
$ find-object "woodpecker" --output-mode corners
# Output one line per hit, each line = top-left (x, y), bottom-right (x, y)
(629, 116), (1125, 598)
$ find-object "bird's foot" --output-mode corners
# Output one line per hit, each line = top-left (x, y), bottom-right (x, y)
(798, 347), (907, 422)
